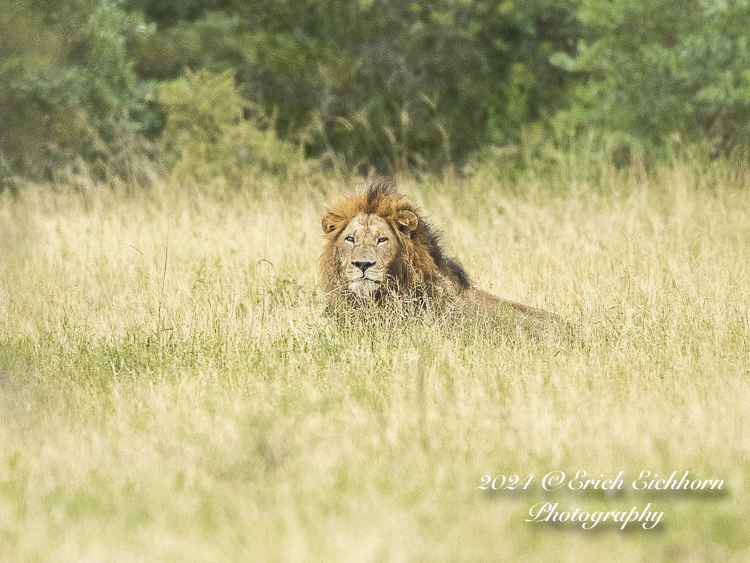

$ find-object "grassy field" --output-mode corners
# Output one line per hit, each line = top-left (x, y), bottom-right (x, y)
(1, 162), (749, 561)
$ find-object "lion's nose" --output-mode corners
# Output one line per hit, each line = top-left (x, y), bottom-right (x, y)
(353, 261), (375, 274)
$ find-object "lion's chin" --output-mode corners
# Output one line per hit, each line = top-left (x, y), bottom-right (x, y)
(348, 279), (381, 299)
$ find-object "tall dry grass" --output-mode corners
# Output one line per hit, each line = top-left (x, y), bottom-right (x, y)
(0, 161), (749, 561)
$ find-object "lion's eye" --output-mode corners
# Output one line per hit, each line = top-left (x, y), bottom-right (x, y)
(377, 237), (388, 244)
(344, 235), (355, 243)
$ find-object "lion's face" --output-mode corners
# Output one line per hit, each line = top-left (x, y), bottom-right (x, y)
(320, 183), (421, 306)
(337, 214), (399, 299)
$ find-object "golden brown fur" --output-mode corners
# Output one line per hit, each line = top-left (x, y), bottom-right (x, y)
(320, 180), (562, 332)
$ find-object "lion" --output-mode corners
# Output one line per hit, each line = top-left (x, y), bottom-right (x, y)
(320, 180), (563, 333)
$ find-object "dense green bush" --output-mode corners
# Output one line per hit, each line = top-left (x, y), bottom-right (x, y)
(0, 0), (155, 188)
(126, 0), (579, 172)
(4, 0), (750, 186)
(554, 0), (750, 157)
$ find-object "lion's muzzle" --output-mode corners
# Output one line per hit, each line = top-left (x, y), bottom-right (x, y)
(348, 278), (381, 299)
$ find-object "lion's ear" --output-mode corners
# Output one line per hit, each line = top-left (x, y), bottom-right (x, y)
(395, 210), (418, 235)
(322, 213), (345, 236)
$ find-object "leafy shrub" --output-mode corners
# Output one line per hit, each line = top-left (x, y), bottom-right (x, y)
(0, 0), (155, 188)
(160, 68), (313, 187)
(553, 0), (750, 157)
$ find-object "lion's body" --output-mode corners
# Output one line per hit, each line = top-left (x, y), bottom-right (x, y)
(320, 181), (561, 332)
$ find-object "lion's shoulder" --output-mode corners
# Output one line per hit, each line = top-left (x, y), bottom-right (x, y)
(417, 223), (472, 291)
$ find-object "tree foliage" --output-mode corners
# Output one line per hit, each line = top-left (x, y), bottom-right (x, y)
(0, 0), (153, 186)
(126, 0), (579, 172)
(3, 0), (750, 186)
(554, 0), (750, 156)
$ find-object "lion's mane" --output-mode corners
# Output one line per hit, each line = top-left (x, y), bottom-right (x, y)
(320, 180), (470, 307)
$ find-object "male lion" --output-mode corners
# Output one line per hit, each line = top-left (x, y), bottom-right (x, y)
(320, 180), (562, 333)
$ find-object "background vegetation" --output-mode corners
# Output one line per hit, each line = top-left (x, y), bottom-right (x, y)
(3, 0), (750, 187)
